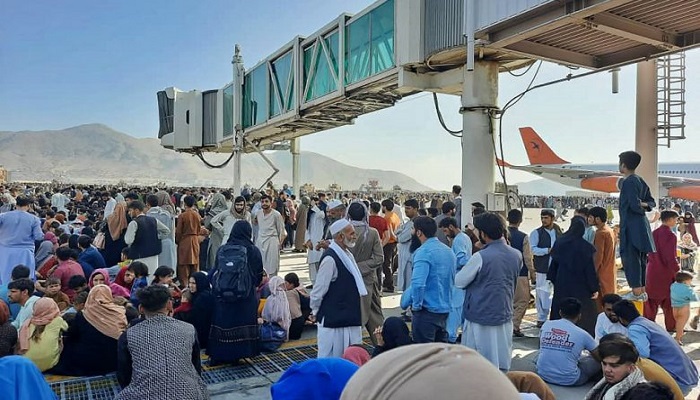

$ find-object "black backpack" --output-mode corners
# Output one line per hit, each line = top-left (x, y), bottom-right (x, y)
(211, 243), (252, 302)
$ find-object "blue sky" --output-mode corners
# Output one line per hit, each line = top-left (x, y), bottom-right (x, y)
(3, 0), (700, 190)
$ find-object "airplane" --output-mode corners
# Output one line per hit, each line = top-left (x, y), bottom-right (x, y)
(500, 127), (700, 201)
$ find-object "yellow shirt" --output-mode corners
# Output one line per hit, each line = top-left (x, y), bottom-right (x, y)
(24, 317), (68, 372)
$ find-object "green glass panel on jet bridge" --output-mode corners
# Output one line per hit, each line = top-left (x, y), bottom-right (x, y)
(243, 63), (268, 128)
(345, 0), (395, 85)
(270, 51), (294, 117)
(223, 84), (234, 137)
(303, 31), (339, 102)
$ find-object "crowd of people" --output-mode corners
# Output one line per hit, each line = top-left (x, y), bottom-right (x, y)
(0, 151), (698, 400)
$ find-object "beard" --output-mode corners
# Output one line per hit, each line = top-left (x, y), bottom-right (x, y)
(344, 238), (356, 248)
(409, 234), (422, 253)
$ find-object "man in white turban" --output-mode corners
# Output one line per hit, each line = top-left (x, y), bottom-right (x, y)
(310, 219), (368, 358)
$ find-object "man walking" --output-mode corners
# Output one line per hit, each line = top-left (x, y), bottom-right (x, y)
(304, 197), (326, 285)
(530, 209), (563, 328)
(457, 212), (521, 371)
(346, 203), (384, 345)
(0, 196), (43, 284)
(310, 220), (367, 357)
(176, 196), (202, 284)
(404, 216), (454, 343)
(438, 216), (471, 343)
(254, 195), (286, 277)
(507, 209), (535, 337)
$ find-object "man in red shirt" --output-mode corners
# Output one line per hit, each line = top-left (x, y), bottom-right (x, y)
(644, 210), (680, 331)
(369, 202), (390, 290)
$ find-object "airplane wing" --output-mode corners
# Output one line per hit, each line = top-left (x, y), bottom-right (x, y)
(505, 163), (700, 200)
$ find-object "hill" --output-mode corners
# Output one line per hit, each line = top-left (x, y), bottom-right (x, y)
(0, 124), (432, 191)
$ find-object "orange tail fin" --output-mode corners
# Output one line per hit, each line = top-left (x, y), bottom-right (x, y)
(519, 127), (570, 165)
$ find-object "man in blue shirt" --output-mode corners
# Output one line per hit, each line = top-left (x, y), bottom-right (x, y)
(537, 298), (599, 386)
(439, 216), (471, 343)
(613, 300), (698, 395)
(0, 265), (31, 322)
(405, 216), (455, 343)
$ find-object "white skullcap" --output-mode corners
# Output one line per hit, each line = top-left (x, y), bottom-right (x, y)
(327, 199), (344, 209)
(330, 219), (351, 236)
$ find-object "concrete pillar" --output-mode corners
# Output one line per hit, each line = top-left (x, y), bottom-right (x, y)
(231, 45), (245, 196)
(635, 60), (659, 202)
(461, 61), (498, 228)
(291, 138), (301, 195)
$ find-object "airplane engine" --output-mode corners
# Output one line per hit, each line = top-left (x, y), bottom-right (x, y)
(580, 176), (621, 193)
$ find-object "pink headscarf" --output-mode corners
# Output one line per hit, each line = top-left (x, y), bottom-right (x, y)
(342, 346), (371, 367)
(44, 232), (58, 246)
(18, 298), (60, 352)
(89, 268), (130, 298)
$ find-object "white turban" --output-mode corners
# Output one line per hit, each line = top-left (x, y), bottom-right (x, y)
(330, 219), (351, 236)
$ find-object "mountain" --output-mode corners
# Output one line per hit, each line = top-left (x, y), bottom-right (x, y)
(0, 124), (432, 191)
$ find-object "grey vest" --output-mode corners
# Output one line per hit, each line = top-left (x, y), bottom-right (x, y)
(533, 227), (560, 273)
(462, 240), (521, 326)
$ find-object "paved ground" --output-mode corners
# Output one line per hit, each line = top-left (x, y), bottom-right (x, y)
(209, 208), (700, 399)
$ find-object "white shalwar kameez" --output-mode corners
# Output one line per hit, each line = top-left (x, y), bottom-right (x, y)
(305, 205), (325, 283)
(456, 252), (514, 371)
(254, 209), (285, 276)
(310, 241), (366, 358)
(395, 220), (414, 291)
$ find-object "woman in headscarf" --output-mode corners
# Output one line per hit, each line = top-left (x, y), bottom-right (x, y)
(208, 195), (251, 269)
(293, 196), (310, 252)
(0, 301), (17, 357)
(683, 211), (699, 245)
(262, 276), (292, 339)
(89, 268), (131, 298)
(0, 356), (58, 400)
(100, 202), (129, 267)
(156, 190), (176, 215)
(548, 216), (600, 336)
(50, 284), (127, 376)
(176, 271), (215, 349)
(146, 192), (176, 269)
(34, 232), (57, 270)
(371, 316), (412, 357)
(18, 297), (67, 372)
(342, 345), (371, 367)
(207, 220), (264, 365)
(340, 343), (521, 400)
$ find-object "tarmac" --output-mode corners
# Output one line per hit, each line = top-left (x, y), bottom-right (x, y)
(209, 208), (700, 400)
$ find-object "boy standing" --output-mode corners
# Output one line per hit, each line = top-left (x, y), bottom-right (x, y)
(617, 151), (655, 301)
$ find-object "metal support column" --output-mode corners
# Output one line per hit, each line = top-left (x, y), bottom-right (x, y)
(231, 45), (245, 195)
(461, 61), (498, 228)
(291, 138), (301, 195)
(635, 60), (659, 202)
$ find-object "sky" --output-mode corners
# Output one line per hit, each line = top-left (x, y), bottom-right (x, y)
(3, 1), (700, 190)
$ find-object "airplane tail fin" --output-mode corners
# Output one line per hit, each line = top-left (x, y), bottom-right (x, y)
(519, 127), (570, 165)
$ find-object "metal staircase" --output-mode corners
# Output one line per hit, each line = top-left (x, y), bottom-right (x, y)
(657, 52), (686, 147)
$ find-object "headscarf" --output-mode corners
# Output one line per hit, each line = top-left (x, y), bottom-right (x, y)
(18, 298), (60, 352)
(378, 316), (412, 354)
(82, 284), (127, 340)
(44, 231), (58, 246)
(190, 271), (211, 301)
(271, 358), (359, 400)
(156, 190), (175, 215)
(89, 268), (130, 297)
(208, 193), (228, 218)
(107, 202), (128, 241)
(114, 267), (133, 290)
(342, 346), (371, 367)
(0, 301), (9, 325)
(230, 195), (249, 220)
(34, 241), (54, 269)
(228, 220), (254, 247)
(0, 356), (58, 400)
(55, 214), (65, 224)
(262, 276), (292, 335)
(684, 212), (699, 245)
(340, 343), (521, 400)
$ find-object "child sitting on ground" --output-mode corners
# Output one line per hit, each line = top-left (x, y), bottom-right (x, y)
(283, 273), (311, 340)
(128, 261), (149, 308)
(42, 277), (70, 312)
(62, 291), (89, 323)
(670, 271), (699, 345)
(173, 289), (193, 320)
(152, 266), (181, 306)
